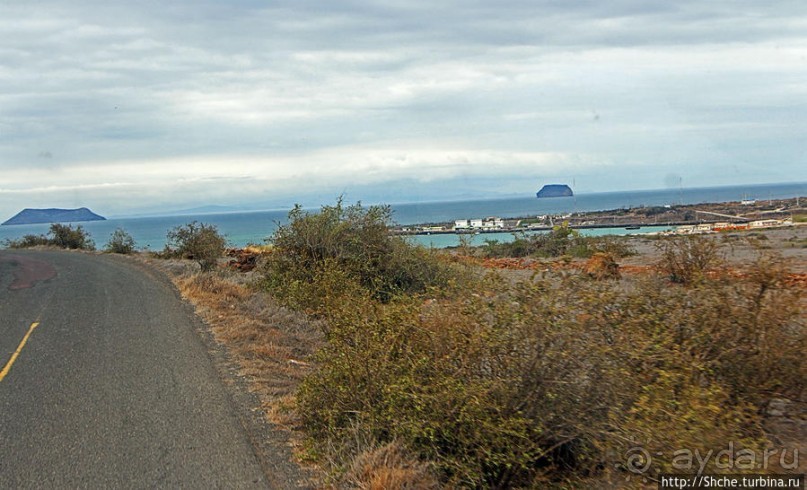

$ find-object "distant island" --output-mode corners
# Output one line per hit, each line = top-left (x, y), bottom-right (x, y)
(536, 184), (574, 198)
(2, 208), (106, 226)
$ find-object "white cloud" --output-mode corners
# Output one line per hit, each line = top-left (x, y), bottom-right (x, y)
(0, 0), (805, 218)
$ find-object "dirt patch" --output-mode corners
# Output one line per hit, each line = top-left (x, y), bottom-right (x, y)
(0, 254), (57, 290)
(621, 226), (807, 272)
(467, 228), (807, 294)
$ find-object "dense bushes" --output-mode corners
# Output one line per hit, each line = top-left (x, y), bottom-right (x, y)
(262, 200), (455, 311)
(3, 224), (95, 250)
(296, 250), (803, 486)
(260, 203), (805, 487)
(299, 276), (628, 486)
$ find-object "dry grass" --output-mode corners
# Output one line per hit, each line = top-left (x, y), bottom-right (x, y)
(143, 255), (443, 487)
(178, 270), (322, 422)
(583, 251), (621, 280)
(344, 442), (440, 490)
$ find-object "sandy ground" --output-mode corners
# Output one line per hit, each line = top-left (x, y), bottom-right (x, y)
(622, 225), (807, 273)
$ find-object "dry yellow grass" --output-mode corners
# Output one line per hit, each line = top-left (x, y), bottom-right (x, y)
(175, 271), (322, 425)
(344, 442), (440, 490)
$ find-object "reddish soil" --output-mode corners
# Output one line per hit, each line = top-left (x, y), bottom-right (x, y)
(1, 254), (57, 290)
(464, 226), (807, 289)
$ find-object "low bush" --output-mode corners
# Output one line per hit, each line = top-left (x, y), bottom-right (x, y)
(299, 276), (631, 486)
(584, 251), (620, 280)
(640, 206), (670, 217)
(4, 234), (51, 249)
(104, 228), (136, 254)
(165, 221), (227, 272)
(656, 234), (723, 285)
(48, 223), (95, 250)
(262, 199), (456, 312)
(481, 235), (534, 258)
(259, 199), (803, 486)
(482, 224), (635, 260)
(3, 224), (95, 250)
(483, 224), (588, 259)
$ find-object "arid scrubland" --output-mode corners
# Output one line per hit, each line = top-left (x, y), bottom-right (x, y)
(155, 204), (805, 488)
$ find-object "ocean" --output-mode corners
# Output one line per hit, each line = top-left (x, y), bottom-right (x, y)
(1, 181), (805, 250)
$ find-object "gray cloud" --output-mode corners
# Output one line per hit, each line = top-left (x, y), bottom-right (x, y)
(1, 0), (805, 217)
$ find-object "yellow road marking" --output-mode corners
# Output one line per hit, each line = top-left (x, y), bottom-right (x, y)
(0, 322), (40, 382)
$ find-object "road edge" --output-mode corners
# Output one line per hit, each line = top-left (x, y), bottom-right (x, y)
(113, 254), (312, 489)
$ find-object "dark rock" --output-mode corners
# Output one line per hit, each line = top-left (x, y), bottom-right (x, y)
(2, 208), (106, 226)
(536, 184), (574, 198)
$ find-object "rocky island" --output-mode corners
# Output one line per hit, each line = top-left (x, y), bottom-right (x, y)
(536, 184), (574, 198)
(2, 207), (106, 226)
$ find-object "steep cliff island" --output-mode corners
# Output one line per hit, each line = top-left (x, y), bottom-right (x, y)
(2, 207), (106, 226)
(536, 184), (574, 198)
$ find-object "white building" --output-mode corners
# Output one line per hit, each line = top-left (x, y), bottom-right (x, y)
(749, 219), (783, 228)
(480, 218), (504, 229)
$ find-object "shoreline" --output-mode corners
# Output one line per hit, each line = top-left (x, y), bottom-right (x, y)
(392, 196), (806, 237)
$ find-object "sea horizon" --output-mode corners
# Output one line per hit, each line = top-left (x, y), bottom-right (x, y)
(2, 181), (805, 250)
(107, 180), (807, 220)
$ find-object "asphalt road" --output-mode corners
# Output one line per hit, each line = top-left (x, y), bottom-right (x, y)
(0, 250), (271, 488)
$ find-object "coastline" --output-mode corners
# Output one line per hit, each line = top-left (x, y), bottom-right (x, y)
(393, 196), (805, 238)
(2, 183), (806, 250)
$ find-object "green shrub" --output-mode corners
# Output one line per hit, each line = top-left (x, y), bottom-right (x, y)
(104, 228), (136, 254)
(165, 221), (227, 272)
(537, 222), (584, 257)
(48, 224), (95, 250)
(263, 199), (454, 311)
(482, 235), (535, 258)
(4, 234), (51, 249)
(483, 224), (614, 259)
(3, 224), (96, 250)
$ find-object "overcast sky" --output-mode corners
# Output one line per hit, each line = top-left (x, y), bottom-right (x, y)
(1, 0), (806, 217)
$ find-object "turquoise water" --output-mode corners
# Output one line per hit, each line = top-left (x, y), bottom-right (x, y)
(408, 225), (675, 249)
(0, 211), (287, 251)
(1, 182), (804, 250)
(390, 181), (807, 224)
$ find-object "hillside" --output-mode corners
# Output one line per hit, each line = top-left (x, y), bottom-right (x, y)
(2, 208), (106, 226)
